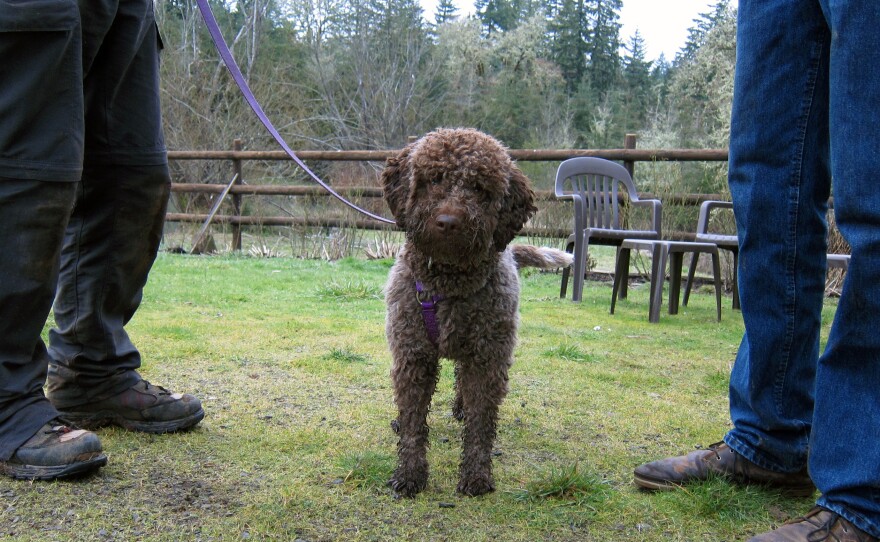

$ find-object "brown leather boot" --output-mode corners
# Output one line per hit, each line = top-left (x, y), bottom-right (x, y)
(0, 420), (106, 480)
(633, 442), (815, 496)
(747, 507), (878, 541)
(53, 379), (204, 434)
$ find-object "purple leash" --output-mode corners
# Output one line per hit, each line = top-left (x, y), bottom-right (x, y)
(194, 0), (395, 225)
(415, 281), (443, 346)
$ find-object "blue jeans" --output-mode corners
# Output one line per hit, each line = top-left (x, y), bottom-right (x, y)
(725, 0), (880, 536)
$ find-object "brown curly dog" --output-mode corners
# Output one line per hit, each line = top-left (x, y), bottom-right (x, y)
(381, 128), (572, 497)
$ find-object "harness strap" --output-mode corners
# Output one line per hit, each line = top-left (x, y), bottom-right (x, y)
(415, 281), (443, 346)
(194, 0), (394, 225)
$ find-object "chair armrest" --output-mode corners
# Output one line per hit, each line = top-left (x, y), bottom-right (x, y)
(555, 192), (587, 235)
(632, 198), (663, 238)
(697, 200), (733, 234)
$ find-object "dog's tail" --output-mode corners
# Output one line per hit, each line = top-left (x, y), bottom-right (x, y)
(511, 245), (574, 270)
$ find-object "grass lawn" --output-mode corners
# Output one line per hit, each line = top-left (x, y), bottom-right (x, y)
(1, 251), (837, 541)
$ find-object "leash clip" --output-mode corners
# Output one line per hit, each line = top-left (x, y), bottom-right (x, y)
(415, 281), (443, 346)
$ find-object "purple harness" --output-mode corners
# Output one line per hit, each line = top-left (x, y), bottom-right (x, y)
(415, 281), (444, 346)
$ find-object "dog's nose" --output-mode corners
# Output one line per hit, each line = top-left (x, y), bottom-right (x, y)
(435, 214), (460, 232)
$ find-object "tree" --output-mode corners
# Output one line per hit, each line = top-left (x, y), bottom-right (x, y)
(475, 0), (520, 34)
(584, 0), (621, 97)
(650, 53), (673, 104)
(547, 0), (589, 92)
(668, 1), (736, 193)
(297, 0), (445, 149)
(621, 29), (652, 129)
(676, 0), (730, 65)
(482, 15), (570, 147)
(434, 0), (459, 25)
(475, 0), (543, 35)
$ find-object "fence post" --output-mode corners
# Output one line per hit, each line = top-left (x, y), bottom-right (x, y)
(623, 133), (637, 178)
(231, 138), (243, 252)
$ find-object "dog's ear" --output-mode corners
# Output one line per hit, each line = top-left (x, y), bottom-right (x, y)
(494, 163), (538, 251)
(381, 145), (413, 228)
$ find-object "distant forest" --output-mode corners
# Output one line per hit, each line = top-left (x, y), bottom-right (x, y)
(156, 0), (736, 193)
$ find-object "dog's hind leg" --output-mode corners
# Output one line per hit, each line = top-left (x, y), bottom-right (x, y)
(388, 352), (439, 497)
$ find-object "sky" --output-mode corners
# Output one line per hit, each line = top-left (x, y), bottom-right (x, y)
(618, 0), (730, 61)
(420, 0), (733, 63)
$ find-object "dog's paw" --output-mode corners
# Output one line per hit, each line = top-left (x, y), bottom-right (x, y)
(388, 471), (428, 498)
(390, 418), (400, 433)
(456, 474), (495, 496)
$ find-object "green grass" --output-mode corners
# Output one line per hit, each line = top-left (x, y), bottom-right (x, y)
(0, 251), (837, 541)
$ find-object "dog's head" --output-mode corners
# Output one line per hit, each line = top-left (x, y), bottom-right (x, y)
(381, 128), (537, 265)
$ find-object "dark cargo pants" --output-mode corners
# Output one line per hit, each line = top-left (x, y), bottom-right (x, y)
(0, 0), (170, 460)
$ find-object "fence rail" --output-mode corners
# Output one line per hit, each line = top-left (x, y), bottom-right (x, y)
(166, 135), (731, 252)
(167, 148), (729, 162)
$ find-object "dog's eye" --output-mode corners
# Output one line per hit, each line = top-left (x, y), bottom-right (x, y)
(470, 184), (487, 196)
(430, 177), (442, 186)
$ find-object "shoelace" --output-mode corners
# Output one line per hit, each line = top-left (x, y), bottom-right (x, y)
(142, 380), (171, 396)
(47, 417), (83, 434)
(705, 441), (726, 460)
(800, 507), (851, 542)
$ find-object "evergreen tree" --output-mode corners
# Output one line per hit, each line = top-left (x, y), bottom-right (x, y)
(650, 53), (674, 106)
(541, 0), (562, 19)
(547, 0), (589, 92)
(621, 29), (652, 128)
(676, 0), (729, 65)
(584, 0), (622, 97)
(475, 0), (542, 35)
(434, 0), (460, 24)
(476, 0), (520, 34)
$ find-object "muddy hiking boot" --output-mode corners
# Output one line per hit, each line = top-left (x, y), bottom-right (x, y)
(633, 442), (815, 496)
(0, 420), (107, 480)
(748, 506), (879, 542)
(53, 380), (204, 434)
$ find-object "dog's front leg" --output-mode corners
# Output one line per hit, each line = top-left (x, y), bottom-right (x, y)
(451, 362), (464, 421)
(388, 351), (439, 497)
(455, 357), (510, 496)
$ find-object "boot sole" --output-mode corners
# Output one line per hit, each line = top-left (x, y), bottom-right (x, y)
(1, 452), (107, 481)
(59, 408), (205, 434)
(633, 472), (816, 497)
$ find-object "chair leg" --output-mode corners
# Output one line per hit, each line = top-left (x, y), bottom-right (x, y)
(711, 250), (723, 321)
(610, 247), (631, 315)
(559, 241), (574, 299)
(615, 246), (628, 299)
(616, 247), (631, 300)
(682, 252), (700, 307)
(668, 252), (684, 315)
(572, 238), (589, 302)
(649, 244), (668, 323)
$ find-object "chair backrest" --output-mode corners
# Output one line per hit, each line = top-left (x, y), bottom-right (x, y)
(554, 157), (640, 230)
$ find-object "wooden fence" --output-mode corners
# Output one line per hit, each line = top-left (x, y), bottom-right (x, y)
(166, 134), (730, 252)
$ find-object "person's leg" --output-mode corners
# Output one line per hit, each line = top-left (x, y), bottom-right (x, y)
(0, 181), (77, 460)
(723, 0), (831, 473)
(46, 163), (171, 401)
(0, 1), (106, 479)
(45, 0), (203, 431)
(632, 0), (828, 494)
(808, 0), (880, 536)
(46, 0), (168, 402)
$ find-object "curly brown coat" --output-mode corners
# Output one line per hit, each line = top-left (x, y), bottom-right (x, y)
(381, 128), (572, 497)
